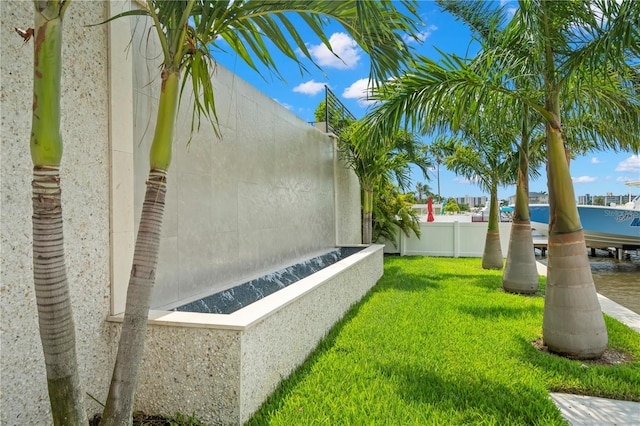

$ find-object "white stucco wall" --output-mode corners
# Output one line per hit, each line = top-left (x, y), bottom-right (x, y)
(1, 2), (115, 423)
(1, 0), (361, 424)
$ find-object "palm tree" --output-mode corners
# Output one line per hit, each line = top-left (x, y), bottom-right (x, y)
(338, 121), (429, 244)
(366, 0), (640, 358)
(102, 1), (422, 423)
(373, 180), (421, 246)
(502, 104), (545, 294)
(21, 1), (87, 424)
(510, 0), (639, 359)
(436, 133), (518, 270)
(415, 182), (431, 203)
(432, 0), (546, 292)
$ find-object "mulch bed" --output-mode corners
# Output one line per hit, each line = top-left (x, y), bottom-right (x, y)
(89, 412), (178, 426)
(532, 338), (634, 365)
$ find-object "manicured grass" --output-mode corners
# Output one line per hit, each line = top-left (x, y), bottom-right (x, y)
(248, 256), (640, 426)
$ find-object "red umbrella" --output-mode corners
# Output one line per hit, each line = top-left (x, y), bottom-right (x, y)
(427, 196), (435, 222)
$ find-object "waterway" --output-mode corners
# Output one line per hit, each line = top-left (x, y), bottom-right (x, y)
(538, 250), (640, 315)
(590, 250), (640, 315)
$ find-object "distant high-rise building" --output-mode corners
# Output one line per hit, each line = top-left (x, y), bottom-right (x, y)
(578, 192), (628, 206)
(508, 192), (548, 205)
(578, 194), (592, 205)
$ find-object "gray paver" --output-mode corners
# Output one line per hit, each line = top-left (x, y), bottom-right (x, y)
(550, 393), (640, 426)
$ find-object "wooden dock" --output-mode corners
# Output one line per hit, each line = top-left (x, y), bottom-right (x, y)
(533, 236), (548, 256)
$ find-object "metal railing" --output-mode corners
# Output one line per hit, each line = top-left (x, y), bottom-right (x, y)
(320, 85), (356, 134)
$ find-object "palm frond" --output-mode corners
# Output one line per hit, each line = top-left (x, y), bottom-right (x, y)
(111, 0), (422, 141)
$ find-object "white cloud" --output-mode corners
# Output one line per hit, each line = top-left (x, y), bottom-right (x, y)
(572, 176), (597, 183)
(591, 157), (601, 164)
(292, 80), (326, 96)
(615, 154), (640, 173)
(342, 78), (377, 107)
(308, 32), (361, 69)
(404, 25), (438, 43)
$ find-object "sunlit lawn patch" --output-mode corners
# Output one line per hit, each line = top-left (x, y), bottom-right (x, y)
(249, 256), (640, 426)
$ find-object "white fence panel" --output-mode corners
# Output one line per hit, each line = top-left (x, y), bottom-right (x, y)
(395, 221), (512, 258)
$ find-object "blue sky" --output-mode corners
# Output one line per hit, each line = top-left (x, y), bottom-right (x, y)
(211, 1), (640, 202)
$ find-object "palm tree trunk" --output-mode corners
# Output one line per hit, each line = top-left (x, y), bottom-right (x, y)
(362, 187), (374, 244)
(543, 126), (607, 358)
(30, 3), (87, 424)
(482, 185), (503, 269)
(101, 170), (168, 424)
(102, 70), (179, 424)
(503, 122), (538, 293)
(33, 168), (87, 425)
(540, 20), (607, 357)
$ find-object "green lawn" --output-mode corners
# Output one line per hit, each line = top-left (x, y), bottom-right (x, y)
(248, 256), (640, 426)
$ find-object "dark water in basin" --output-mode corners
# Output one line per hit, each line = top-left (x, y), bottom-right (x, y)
(174, 246), (364, 315)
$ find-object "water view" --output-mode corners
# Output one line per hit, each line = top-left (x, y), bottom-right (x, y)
(537, 250), (640, 315)
(590, 251), (640, 315)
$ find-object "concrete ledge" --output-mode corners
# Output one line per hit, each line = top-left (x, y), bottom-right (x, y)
(596, 294), (640, 333)
(110, 244), (383, 425)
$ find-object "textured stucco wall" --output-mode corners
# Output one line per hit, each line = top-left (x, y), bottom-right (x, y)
(239, 245), (383, 423)
(134, 325), (243, 425)
(128, 16), (349, 311)
(0, 1), (115, 424)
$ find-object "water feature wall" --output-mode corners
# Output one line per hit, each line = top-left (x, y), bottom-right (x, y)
(124, 244), (383, 425)
(130, 21), (358, 312)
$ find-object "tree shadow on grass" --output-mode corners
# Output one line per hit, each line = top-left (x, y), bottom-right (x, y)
(459, 303), (543, 320)
(515, 337), (640, 402)
(381, 256), (514, 294)
(375, 363), (565, 425)
(377, 264), (442, 292)
(379, 265), (511, 298)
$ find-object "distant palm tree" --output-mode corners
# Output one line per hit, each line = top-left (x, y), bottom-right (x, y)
(502, 104), (545, 294)
(415, 182), (431, 203)
(339, 121), (429, 244)
(437, 133), (518, 270)
(433, 0), (546, 292)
